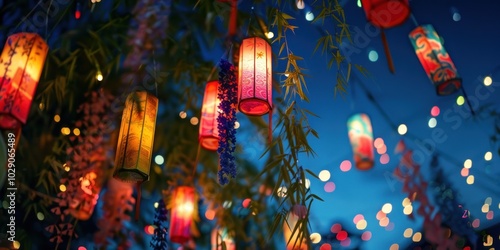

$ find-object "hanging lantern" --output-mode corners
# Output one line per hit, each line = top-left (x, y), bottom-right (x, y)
(114, 91), (158, 182)
(361, 0), (410, 28)
(409, 24), (461, 96)
(238, 37), (272, 116)
(347, 113), (374, 170)
(283, 204), (308, 250)
(199, 80), (220, 151)
(0, 33), (48, 130)
(69, 171), (101, 220)
(169, 186), (196, 244)
(211, 227), (236, 250)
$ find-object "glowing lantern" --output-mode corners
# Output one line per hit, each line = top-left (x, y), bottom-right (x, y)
(347, 113), (374, 170)
(199, 80), (220, 151)
(169, 186), (196, 244)
(211, 227), (236, 250)
(361, 0), (410, 28)
(0, 33), (48, 129)
(114, 91), (158, 182)
(238, 37), (272, 116)
(283, 204), (308, 250)
(409, 24), (461, 95)
(69, 171), (100, 220)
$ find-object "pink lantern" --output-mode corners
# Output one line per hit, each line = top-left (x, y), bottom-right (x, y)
(347, 113), (374, 170)
(199, 80), (220, 150)
(169, 186), (196, 244)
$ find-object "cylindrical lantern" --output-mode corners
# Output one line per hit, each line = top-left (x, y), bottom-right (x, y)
(199, 80), (220, 151)
(347, 113), (374, 170)
(0, 33), (48, 129)
(283, 204), (308, 250)
(114, 91), (158, 182)
(211, 227), (236, 250)
(238, 37), (272, 116)
(69, 171), (101, 220)
(169, 186), (196, 244)
(361, 0), (410, 28)
(409, 24), (461, 96)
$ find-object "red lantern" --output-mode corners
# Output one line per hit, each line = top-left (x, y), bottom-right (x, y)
(361, 0), (410, 28)
(238, 37), (272, 116)
(199, 81), (220, 151)
(347, 113), (374, 170)
(409, 24), (461, 96)
(169, 186), (196, 244)
(0, 33), (48, 129)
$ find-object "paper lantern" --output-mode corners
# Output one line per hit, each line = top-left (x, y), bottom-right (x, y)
(169, 186), (196, 244)
(409, 24), (461, 96)
(238, 37), (272, 116)
(199, 80), (220, 151)
(361, 0), (410, 28)
(114, 91), (158, 182)
(211, 227), (236, 250)
(347, 113), (374, 170)
(0, 33), (48, 130)
(283, 204), (308, 250)
(69, 171), (100, 220)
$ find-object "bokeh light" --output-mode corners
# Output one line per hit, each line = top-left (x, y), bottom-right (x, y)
(412, 232), (422, 242)
(320, 243), (332, 250)
(456, 95), (465, 106)
(484, 151), (493, 161)
(390, 243), (399, 250)
(403, 205), (413, 215)
(361, 231), (372, 241)
(402, 197), (411, 207)
(486, 211), (494, 220)
(340, 160), (352, 172)
(428, 117), (437, 128)
(385, 222), (395, 231)
(242, 198), (251, 208)
(305, 11), (314, 21)
(431, 106), (440, 117)
(380, 154), (390, 164)
(336, 230), (348, 241)
(368, 50), (378, 62)
(331, 223), (342, 233)
(374, 138), (384, 148)
(179, 111), (187, 119)
(398, 124), (407, 135)
(403, 228), (413, 238)
(324, 182), (336, 193)
(466, 175), (474, 185)
(310, 232), (321, 244)
(340, 237), (351, 247)
(484, 76), (493, 86)
(376, 144), (387, 154)
(356, 219), (367, 230)
(154, 155), (164, 165)
(190, 117), (199, 125)
(482, 204), (490, 213)
(464, 159), (472, 169)
(382, 203), (393, 214)
(319, 170), (331, 182)
(379, 217), (389, 227)
(461, 167), (469, 177)
(472, 219), (480, 228)
(277, 186), (287, 197)
(353, 214), (364, 224)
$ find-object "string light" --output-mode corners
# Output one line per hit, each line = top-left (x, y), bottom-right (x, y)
(484, 76), (493, 86)
(96, 71), (103, 81)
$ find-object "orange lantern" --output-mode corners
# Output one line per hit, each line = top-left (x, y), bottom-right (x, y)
(169, 186), (196, 244)
(238, 37), (272, 116)
(114, 91), (158, 182)
(347, 113), (374, 170)
(283, 204), (308, 250)
(69, 171), (101, 220)
(211, 227), (236, 250)
(409, 24), (461, 96)
(199, 80), (220, 151)
(361, 0), (410, 28)
(0, 33), (48, 129)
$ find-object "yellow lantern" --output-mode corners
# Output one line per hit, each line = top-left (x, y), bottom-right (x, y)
(0, 33), (48, 129)
(283, 204), (308, 250)
(114, 91), (158, 182)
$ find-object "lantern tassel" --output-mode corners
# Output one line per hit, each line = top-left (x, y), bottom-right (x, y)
(268, 108), (273, 144)
(381, 29), (395, 74)
(135, 182), (142, 221)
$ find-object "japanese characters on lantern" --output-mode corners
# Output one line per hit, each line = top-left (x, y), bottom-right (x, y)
(114, 91), (158, 182)
(199, 80), (220, 151)
(169, 186), (196, 244)
(283, 204), (308, 250)
(238, 37), (272, 116)
(409, 24), (462, 95)
(347, 113), (374, 170)
(0, 33), (48, 130)
(361, 0), (410, 28)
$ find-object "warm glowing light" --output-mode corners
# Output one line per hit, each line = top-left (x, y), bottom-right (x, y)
(374, 138), (384, 148)
(382, 203), (393, 214)
(472, 219), (480, 228)
(430, 106), (440, 117)
(376, 210), (386, 220)
(412, 232), (422, 242)
(242, 198), (251, 208)
(403, 228), (413, 238)
(340, 160), (352, 172)
(199, 81), (220, 151)
(37, 212), (45, 220)
(179, 111), (187, 119)
(190, 117), (199, 125)
(296, 0), (305, 9)
(353, 214), (364, 224)
(13, 241), (21, 249)
(398, 124), (407, 135)
(357, 0), (362, 8)
(61, 127), (71, 135)
(461, 167), (469, 177)
(277, 186), (287, 197)
(464, 159), (472, 169)
(484, 151), (493, 161)
(169, 186), (196, 244)
(336, 230), (347, 241)
(456, 96), (465, 106)
(356, 219), (367, 230)
(304, 179), (311, 189)
(310, 233), (321, 244)
(389, 244), (399, 250)
(379, 217), (389, 227)
(403, 205), (413, 215)
(59, 184), (67, 192)
(64, 164), (70, 172)
(73, 128), (81, 136)
(484, 76), (493, 86)
(96, 72), (103, 81)
(324, 182), (335, 193)
(144, 225), (156, 235)
(376, 144), (387, 154)
(466, 175), (474, 184)
(320, 243), (332, 250)
(205, 209), (215, 220)
(155, 155), (164, 165)
(234, 121), (240, 129)
(319, 170), (331, 182)
(402, 198), (411, 207)
(428, 117), (437, 128)
(482, 204), (490, 213)
(54, 115), (61, 122)
(305, 11), (314, 21)
(361, 231), (371, 241)
(283, 204), (308, 250)
(154, 202), (159, 208)
(265, 31), (274, 39)
(380, 154), (390, 164)
(486, 211), (494, 220)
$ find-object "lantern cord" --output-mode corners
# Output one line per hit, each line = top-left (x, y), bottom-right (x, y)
(12, 0), (43, 33)
(245, 6), (256, 37)
(45, 0), (55, 39)
(410, 14), (419, 27)
(153, 50), (158, 96)
(460, 84), (476, 116)
(380, 29), (395, 74)
(135, 182), (142, 221)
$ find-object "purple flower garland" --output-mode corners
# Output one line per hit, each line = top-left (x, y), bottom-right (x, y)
(150, 199), (170, 249)
(217, 59), (238, 185)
